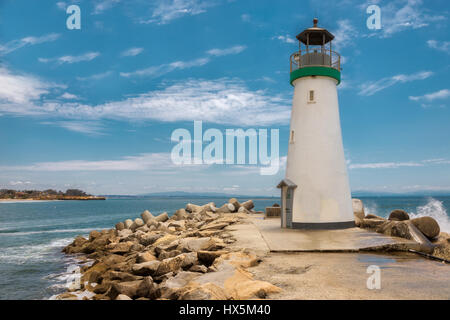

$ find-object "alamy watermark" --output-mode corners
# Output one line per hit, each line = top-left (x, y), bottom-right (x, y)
(171, 121), (280, 175)
(366, 4), (382, 30)
(366, 265), (381, 290)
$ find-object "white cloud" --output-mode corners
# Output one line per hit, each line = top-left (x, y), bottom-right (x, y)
(379, 0), (445, 37)
(39, 52), (100, 65)
(76, 71), (113, 81)
(409, 89), (450, 104)
(0, 33), (60, 55)
(358, 71), (433, 96)
(0, 153), (175, 172)
(42, 121), (105, 135)
(349, 162), (423, 169)
(332, 19), (358, 50)
(60, 93), (79, 100)
(121, 47), (144, 57)
(427, 40), (450, 54)
(349, 158), (450, 169)
(272, 35), (296, 44)
(93, 0), (121, 14)
(140, 0), (218, 25)
(121, 45), (245, 78)
(0, 67), (63, 104)
(207, 45), (247, 56)
(0, 77), (290, 126)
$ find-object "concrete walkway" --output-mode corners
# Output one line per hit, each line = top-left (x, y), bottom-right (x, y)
(247, 215), (416, 252)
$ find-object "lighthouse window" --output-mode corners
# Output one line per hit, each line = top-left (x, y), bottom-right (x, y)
(308, 90), (315, 102)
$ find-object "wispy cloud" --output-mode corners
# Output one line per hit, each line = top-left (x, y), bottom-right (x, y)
(121, 47), (144, 57)
(427, 40), (450, 54)
(377, 0), (445, 38)
(207, 45), (247, 56)
(349, 158), (450, 169)
(0, 153), (175, 172)
(271, 35), (296, 44)
(358, 71), (433, 96)
(121, 45), (245, 78)
(42, 120), (105, 136)
(139, 0), (218, 25)
(0, 76), (290, 127)
(0, 33), (60, 55)
(332, 19), (358, 50)
(59, 92), (80, 100)
(0, 67), (64, 105)
(93, 0), (121, 14)
(76, 71), (113, 81)
(409, 89), (450, 108)
(38, 52), (101, 65)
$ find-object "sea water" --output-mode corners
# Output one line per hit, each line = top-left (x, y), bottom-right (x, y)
(0, 196), (448, 300)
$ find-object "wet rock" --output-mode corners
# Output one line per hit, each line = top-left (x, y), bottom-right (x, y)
(388, 209), (410, 221)
(411, 216), (440, 239)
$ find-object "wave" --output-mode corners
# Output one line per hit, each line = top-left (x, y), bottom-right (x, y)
(0, 228), (93, 236)
(410, 197), (450, 233)
(0, 238), (73, 264)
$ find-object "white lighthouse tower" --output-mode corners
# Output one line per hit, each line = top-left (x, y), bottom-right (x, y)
(278, 18), (354, 229)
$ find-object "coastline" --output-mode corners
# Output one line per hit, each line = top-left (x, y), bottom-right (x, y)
(0, 197), (106, 203)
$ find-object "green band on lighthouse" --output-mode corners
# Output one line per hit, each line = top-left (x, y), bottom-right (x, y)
(290, 66), (341, 85)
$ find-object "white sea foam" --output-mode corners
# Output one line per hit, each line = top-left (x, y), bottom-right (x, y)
(410, 197), (450, 233)
(0, 228), (93, 236)
(0, 238), (73, 264)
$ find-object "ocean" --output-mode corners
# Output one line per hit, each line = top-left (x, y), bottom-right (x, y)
(0, 196), (449, 300)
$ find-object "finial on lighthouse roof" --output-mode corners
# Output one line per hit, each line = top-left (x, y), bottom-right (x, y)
(313, 17), (318, 27)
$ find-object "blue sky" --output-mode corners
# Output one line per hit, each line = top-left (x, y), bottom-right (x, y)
(0, 0), (449, 196)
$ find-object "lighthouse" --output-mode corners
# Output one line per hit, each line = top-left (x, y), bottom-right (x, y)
(278, 18), (354, 229)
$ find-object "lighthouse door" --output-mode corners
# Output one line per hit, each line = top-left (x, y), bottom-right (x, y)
(285, 187), (293, 228)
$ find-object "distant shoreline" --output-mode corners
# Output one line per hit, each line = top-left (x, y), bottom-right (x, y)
(0, 196), (106, 202)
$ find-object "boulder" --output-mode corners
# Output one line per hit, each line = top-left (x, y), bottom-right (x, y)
(159, 250), (183, 260)
(240, 200), (254, 211)
(216, 203), (235, 213)
(197, 250), (226, 266)
(177, 237), (218, 252)
(157, 271), (200, 299)
(189, 265), (208, 273)
(124, 219), (133, 229)
(173, 209), (189, 220)
(115, 294), (132, 300)
(110, 241), (133, 255)
(359, 218), (386, 229)
(140, 210), (154, 223)
(228, 198), (241, 211)
(107, 280), (143, 300)
(115, 222), (125, 231)
(352, 199), (365, 226)
(89, 230), (102, 241)
(411, 216), (440, 239)
(237, 206), (251, 214)
(154, 212), (169, 223)
(155, 255), (186, 276)
(130, 218), (145, 231)
(388, 209), (410, 221)
(137, 251), (157, 263)
(117, 229), (132, 239)
(103, 270), (142, 282)
(135, 276), (157, 299)
(138, 233), (163, 246)
(180, 283), (229, 300)
(180, 252), (199, 269)
(132, 261), (161, 276)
